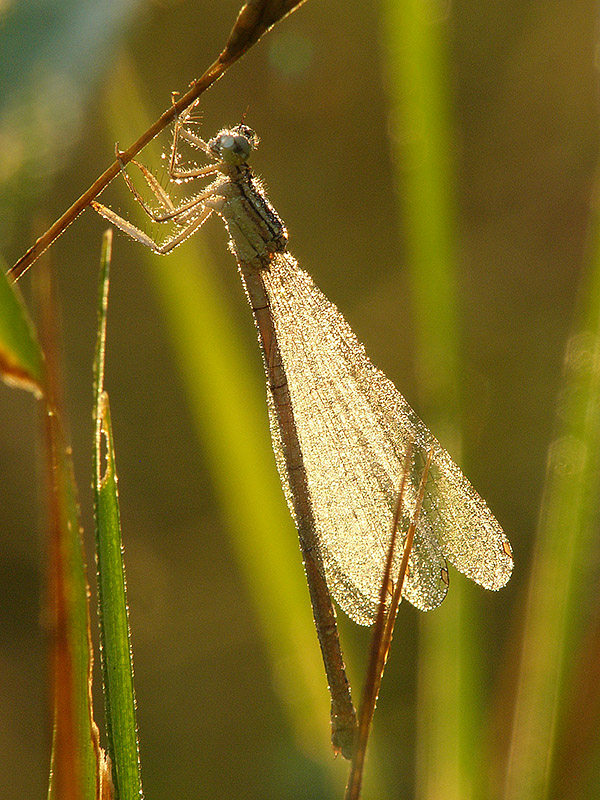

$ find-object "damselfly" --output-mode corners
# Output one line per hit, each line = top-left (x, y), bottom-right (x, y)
(92, 103), (513, 756)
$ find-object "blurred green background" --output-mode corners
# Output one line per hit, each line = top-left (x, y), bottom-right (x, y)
(1, 1), (599, 798)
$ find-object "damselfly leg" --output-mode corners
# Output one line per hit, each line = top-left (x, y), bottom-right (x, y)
(92, 103), (223, 254)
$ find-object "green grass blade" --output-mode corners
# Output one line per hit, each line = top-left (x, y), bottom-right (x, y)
(101, 57), (338, 758)
(46, 410), (98, 800)
(93, 231), (143, 800)
(381, 0), (461, 422)
(46, 407), (98, 800)
(380, 2), (476, 798)
(0, 261), (44, 394)
(503, 193), (600, 799)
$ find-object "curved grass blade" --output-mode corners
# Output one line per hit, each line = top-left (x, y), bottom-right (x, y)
(0, 260), (43, 394)
(93, 230), (143, 800)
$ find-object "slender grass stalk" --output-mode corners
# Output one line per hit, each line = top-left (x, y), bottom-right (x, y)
(34, 256), (97, 800)
(346, 444), (432, 800)
(93, 231), (143, 800)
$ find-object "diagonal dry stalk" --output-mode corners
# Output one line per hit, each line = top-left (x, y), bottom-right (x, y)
(10, 0), (309, 281)
(345, 444), (433, 800)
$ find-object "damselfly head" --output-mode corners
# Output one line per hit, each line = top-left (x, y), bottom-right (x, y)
(209, 125), (259, 165)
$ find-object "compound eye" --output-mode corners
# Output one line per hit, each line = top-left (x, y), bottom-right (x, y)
(220, 133), (252, 164)
(232, 135), (252, 159)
